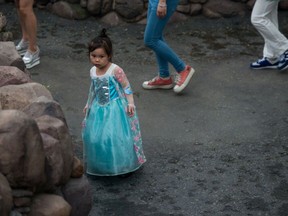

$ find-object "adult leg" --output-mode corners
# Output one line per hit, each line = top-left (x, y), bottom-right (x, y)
(251, 0), (288, 59)
(15, 0), (27, 41)
(16, 0), (38, 53)
(144, 1), (185, 77)
(15, 0), (40, 69)
(144, 4), (169, 78)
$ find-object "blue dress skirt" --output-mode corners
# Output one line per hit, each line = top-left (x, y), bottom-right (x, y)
(82, 65), (146, 176)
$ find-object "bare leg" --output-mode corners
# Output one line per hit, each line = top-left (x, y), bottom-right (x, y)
(15, 0), (38, 52)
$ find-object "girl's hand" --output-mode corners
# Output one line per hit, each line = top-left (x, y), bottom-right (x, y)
(157, 2), (167, 18)
(127, 104), (135, 117)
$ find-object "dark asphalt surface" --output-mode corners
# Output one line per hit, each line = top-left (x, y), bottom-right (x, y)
(2, 3), (288, 216)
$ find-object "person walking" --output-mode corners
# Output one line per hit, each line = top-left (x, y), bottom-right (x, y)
(15, 0), (40, 69)
(82, 29), (146, 176)
(250, 0), (288, 70)
(142, 0), (195, 93)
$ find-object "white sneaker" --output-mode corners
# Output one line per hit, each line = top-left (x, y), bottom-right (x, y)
(22, 47), (40, 69)
(16, 39), (29, 56)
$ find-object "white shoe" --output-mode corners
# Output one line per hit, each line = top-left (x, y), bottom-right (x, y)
(16, 39), (29, 56)
(23, 47), (40, 69)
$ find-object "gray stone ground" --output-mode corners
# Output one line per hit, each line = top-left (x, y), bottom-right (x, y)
(2, 3), (288, 216)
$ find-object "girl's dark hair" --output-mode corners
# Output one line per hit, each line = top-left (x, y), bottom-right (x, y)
(88, 28), (113, 61)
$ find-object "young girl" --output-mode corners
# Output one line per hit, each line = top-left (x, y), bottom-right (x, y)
(82, 29), (146, 176)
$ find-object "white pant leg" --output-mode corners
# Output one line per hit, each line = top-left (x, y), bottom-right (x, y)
(251, 0), (288, 59)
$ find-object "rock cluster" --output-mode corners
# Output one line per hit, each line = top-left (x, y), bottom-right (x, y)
(34, 0), (288, 25)
(0, 42), (92, 215)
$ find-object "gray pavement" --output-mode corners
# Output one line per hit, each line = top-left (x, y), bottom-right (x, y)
(2, 3), (288, 216)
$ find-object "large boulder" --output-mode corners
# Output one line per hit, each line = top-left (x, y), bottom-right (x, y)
(203, 0), (247, 18)
(86, 0), (113, 15)
(0, 82), (53, 110)
(0, 66), (31, 87)
(51, 1), (90, 20)
(0, 110), (46, 188)
(61, 176), (93, 216)
(22, 96), (67, 127)
(100, 11), (125, 26)
(0, 173), (13, 216)
(41, 133), (66, 187)
(36, 115), (74, 185)
(115, 0), (144, 19)
(0, 42), (26, 72)
(29, 194), (71, 216)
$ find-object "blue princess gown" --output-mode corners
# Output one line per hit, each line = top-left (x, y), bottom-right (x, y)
(82, 63), (146, 176)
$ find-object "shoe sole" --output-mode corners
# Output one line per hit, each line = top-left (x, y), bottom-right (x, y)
(25, 59), (40, 69)
(173, 68), (195, 93)
(142, 82), (174, 90)
(250, 66), (278, 70)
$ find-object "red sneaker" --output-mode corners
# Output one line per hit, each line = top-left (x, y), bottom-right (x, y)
(142, 76), (173, 89)
(173, 65), (195, 93)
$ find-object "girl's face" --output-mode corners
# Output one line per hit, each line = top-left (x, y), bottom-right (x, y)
(90, 47), (110, 70)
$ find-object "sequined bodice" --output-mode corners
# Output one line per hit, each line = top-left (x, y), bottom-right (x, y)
(91, 76), (120, 106)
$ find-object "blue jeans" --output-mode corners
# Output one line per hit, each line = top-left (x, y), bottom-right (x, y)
(144, 0), (185, 78)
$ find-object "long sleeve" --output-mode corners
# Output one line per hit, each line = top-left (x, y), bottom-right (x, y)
(113, 66), (135, 105)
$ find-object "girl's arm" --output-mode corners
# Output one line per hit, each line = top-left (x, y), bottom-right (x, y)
(83, 83), (92, 115)
(84, 67), (96, 115)
(83, 104), (88, 115)
(114, 67), (135, 116)
(83, 79), (96, 117)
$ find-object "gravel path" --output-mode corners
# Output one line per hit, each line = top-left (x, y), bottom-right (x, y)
(2, 3), (288, 216)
